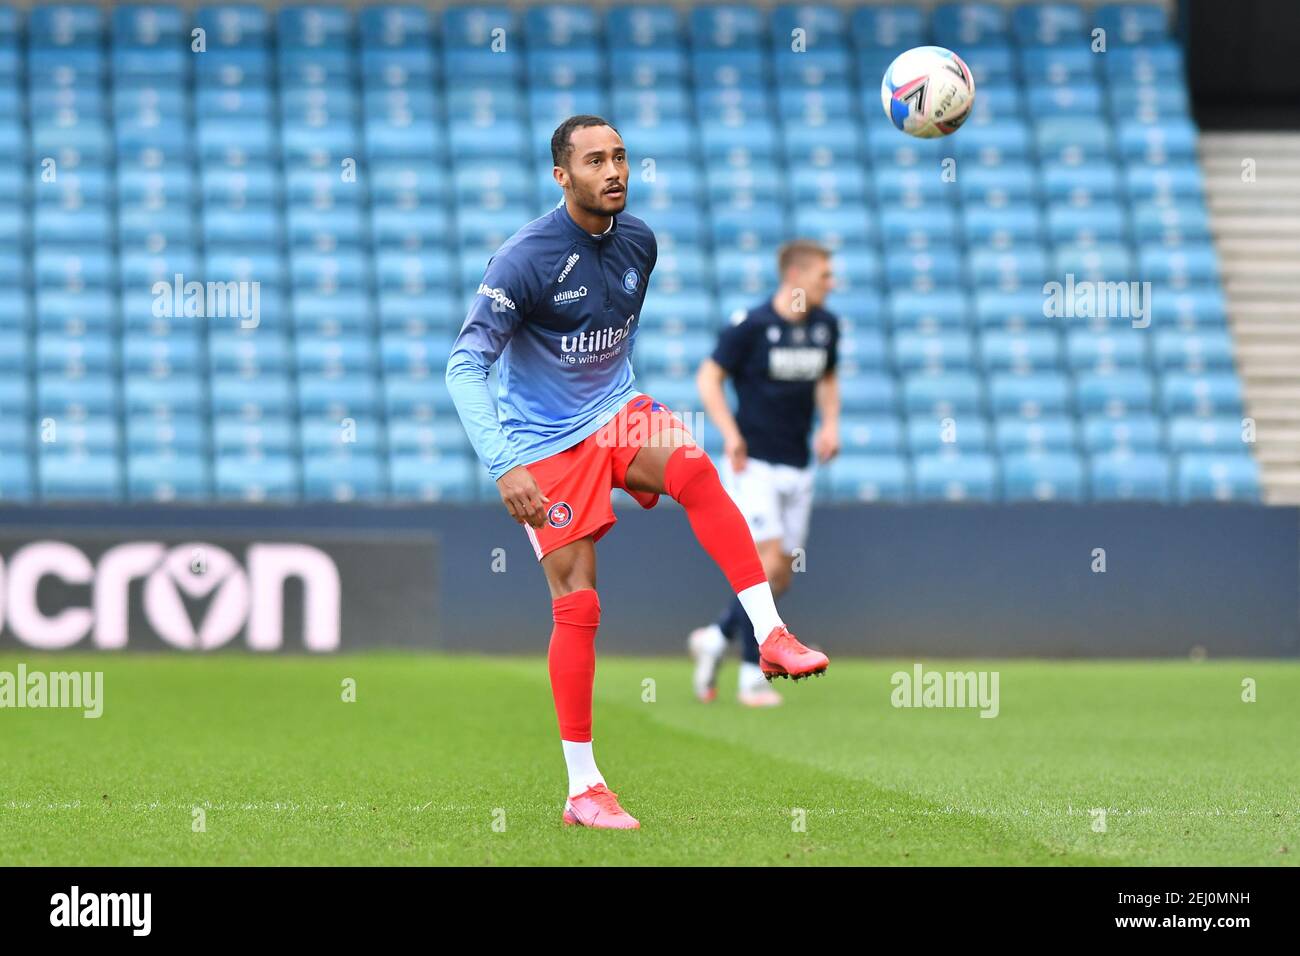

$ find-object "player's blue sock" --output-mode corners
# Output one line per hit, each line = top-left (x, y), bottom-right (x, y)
(716, 597), (748, 644)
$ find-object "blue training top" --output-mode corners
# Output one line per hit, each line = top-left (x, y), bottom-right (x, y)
(445, 204), (658, 481)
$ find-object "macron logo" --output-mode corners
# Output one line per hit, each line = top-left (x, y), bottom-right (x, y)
(476, 283), (516, 311)
(557, 253), (580, 284)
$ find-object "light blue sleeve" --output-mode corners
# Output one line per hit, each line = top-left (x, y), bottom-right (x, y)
(445, 256), (529, 482)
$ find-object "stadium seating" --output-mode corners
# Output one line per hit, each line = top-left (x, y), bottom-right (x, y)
(0, 2), (1259, 504)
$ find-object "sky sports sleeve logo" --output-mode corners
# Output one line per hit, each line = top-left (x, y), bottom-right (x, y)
(50, 887), (151, 936)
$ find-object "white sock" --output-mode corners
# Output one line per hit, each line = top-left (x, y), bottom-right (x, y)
(739, 661), (766, 693)
(737, 581), (784, 645)
(561, 740), (605, 798)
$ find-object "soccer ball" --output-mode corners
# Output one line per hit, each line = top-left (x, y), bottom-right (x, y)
(880, 46), (975, 139)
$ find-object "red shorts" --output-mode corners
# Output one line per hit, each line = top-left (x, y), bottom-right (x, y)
(522, 393), (691, 560)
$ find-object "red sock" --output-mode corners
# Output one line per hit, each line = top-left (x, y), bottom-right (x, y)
(663, 445), (768, 593)
(548, 588), (600, 742)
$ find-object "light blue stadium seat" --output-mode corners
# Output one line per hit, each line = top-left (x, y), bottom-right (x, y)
(1124, 164), (1203, 202)
(1148, 287), (1226, 329)
(215, 454), (300, 502)
(839, 415), (903, 453)
(126, 415), (207, 454)
(211, 375), (295, 419)
(1132, 202), (1209, 243)
(906, 414), (990, 454)
(884, 246), (966, 290)
(980, 330), (1062, 373)
(1082, 415), (1164, 453)
(879, 206), (959, 248)
(1042, 163), (1122, 203)
(1065, 329), (1149, 370)
(960, 203), (1043, 246)
(1020, 45), (1097, 87)
(387, 419), (474, 456)
(606, 5), (681, 49)
(39, 452), (121, 501)
(1168, 417), (1250, 455)
(994, 416), (1078, 453)
(303, 453), (386, 502)
(1002, 451), (1085, 501)
(1101, 43), (1184, 84)
(1052, 243), (1135, 283)
(214, 417), (295, 454)
(1176, 454), (1260, 503)
(210, 331), (291, 375)
(127, 453), (211, 502)
(914, 451), (999, 502)
(1153, 330), (1234, 372)
(1075, 369), (1156, 416)
(893, 329), (975, 372)
(1159, 372), (1243, 417)
(37, 375), (118, 419)
(302, 415), (383, 454)
(1139, 244), (1219, 286)
(389, 453), (477, 502)
(298, 375), (381, 418)
(838, 327), (887, 371)
(125, 378), (204, 417)
(902, 371), (983, 416)
(968, 246), (1050, 289)
(1088, 451), (1171, 501)
(290, 250), (370, 291)
(359, 5), (434, 47)
(386, 374), (457, 420)
(0, 456), (34, 500)
(835, 374), (898, 415)
(636, 333), (713, 377)
(1118, 120), (1197, 163)
(1046, 203), (1129, 245)
(973, 290), (1055, 331)
(825, 453), (910, 502)
(933, 3), (1009, 47)
(1097, 3), (1169, 45)
(989, 372), (1072, 417)
(888, 290), (968, 331)
(851, 5), (925, 47)
(296, 336), (378, 375)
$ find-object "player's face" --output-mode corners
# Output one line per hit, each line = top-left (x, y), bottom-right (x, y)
(792, 255), (835, 310)
(555, 125), (629, 216)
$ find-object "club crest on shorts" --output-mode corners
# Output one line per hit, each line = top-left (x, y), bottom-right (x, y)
(622, 268), (639, 293)
(547, 501), (574, 528)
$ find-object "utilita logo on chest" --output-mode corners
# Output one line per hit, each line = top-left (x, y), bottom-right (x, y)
(560, 313), (637, 364)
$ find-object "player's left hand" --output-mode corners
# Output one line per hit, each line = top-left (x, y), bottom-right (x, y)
(813, 426), (840, 464)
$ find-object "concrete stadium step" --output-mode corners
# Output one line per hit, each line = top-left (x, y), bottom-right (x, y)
(1202, 132), (1300, 505)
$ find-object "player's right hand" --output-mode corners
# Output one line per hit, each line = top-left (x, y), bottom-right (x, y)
(497, 465), (550, 528)
(724, 433), (748, 473)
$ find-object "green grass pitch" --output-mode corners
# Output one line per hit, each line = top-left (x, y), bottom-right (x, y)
(1, 653), (1296, 866)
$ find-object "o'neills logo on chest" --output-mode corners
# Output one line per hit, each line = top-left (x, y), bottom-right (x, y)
(561, 313), (636, 358)
(557, 252), (580, 283)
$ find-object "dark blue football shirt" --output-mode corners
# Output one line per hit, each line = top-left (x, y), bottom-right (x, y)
(710, 301), (840, 469)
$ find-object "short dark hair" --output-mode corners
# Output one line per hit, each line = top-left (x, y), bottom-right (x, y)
(778, 240), (831, 276)
(551, 114), (620, 168)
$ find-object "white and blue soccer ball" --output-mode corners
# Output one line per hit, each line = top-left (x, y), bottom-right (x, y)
(881, 45), (976, 139)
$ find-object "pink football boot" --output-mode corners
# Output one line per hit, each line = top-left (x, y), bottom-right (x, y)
(562, 784), (641, 830)
(759, 625), (829, 681)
